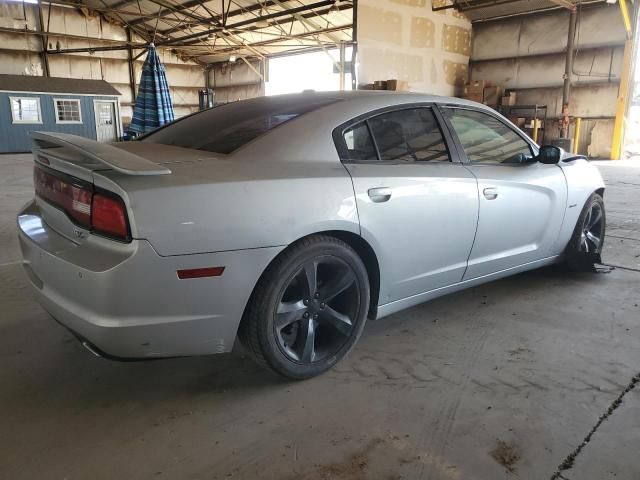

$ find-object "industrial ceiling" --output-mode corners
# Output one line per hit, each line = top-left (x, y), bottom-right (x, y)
(54, 0), (353, 63)
(437, 0), (606, 22)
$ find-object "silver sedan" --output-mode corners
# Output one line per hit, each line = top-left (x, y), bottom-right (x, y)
(18, 91), (606, 379)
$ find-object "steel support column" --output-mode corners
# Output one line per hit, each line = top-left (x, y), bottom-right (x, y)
(126, 27), (137, 103)
(339, 41), (346, 91)
(36, 2), (50, 77)
(611, 0), (634, 160)
(560, 8), (577, 139)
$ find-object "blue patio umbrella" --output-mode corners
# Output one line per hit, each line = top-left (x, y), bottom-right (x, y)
(129, 44), (175, 135)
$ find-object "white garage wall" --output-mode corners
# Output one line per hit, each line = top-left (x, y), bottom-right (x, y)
(356, 0), (471, 95)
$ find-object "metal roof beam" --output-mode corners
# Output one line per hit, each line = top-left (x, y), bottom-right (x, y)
(181, 23), (349, 54)
(156, 0), (338, 46)
(173, 3), (351, 50)
(127, 0), (281, 27)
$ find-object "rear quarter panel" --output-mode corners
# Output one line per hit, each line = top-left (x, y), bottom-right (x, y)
(98, 158), (359, 256)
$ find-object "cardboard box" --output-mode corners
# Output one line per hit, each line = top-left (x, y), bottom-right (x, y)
(502, 91), (517, 106)
(464, 80), (486, 96)
(483, 86), (503, 106)
(386, 79), (409, 91)
(464, 92), (484, 103)
(373, 80), (387, 90)
(359, 83), (375, 90)
(512, 117), (526, 128)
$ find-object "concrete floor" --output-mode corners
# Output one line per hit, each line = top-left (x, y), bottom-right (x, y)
(1, 154), (638, 480)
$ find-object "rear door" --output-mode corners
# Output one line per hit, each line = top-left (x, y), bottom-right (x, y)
(440, 106), (567, 280)
(336, 105), (479, 305)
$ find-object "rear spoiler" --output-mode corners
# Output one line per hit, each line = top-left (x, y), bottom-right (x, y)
(30, 131), (171, 176)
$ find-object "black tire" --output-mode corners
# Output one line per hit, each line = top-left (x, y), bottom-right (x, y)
(239, 235), (370, 380)
(565, 193), (606, 271)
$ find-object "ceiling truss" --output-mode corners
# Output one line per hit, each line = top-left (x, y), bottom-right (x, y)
(42, 0), (353, 64)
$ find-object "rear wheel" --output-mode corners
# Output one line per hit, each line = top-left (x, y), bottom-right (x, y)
(240, 235), (370, 380)
(565, 193), (606, 271)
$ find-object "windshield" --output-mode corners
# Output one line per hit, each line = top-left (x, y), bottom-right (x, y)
(141, 95), (341, 154)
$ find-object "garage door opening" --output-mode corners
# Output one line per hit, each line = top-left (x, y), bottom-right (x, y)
(625, 19), (640, 159)
(265, 47), (354, 96)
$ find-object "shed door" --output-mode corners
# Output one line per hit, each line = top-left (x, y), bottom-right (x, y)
(95, 101), (117, 142)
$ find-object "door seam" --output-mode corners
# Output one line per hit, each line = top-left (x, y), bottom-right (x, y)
(461, 164), (481, 281)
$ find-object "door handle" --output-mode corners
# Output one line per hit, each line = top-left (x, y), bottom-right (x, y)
(483, 187), (499, 200)
(368, 187), (392, 203)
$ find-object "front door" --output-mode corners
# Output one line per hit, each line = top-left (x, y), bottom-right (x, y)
(441, 107), (567, 280)
(338, 106), (479, 305)
(95, 101), (117, 142)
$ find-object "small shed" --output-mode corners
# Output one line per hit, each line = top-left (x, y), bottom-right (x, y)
(0, 75), (122, 153)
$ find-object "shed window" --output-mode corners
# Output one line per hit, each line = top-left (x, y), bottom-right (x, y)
(54, 99), (82, 124)
(10, 97), (42, 124)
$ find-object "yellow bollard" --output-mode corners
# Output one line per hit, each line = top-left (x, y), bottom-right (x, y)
(573, 117), (582, 154)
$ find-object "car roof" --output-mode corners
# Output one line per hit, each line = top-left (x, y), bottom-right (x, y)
(238, 90), (481, 109)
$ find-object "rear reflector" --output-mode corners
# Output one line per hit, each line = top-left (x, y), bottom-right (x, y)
(177, 267), (225, 279)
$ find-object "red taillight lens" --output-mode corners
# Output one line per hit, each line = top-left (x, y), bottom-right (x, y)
(34, 166), (92, 226)
(91, 193), (129, 240)
(34, 165), (130, 242)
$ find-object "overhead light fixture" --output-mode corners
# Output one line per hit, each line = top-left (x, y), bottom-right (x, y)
(605, 0), (617, 4)
(229, 55), (237, 62)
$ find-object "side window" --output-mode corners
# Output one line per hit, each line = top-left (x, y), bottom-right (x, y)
(342, 122), (377, 161)
(368, 108), (450, 162)
(443, 108), (533, 164)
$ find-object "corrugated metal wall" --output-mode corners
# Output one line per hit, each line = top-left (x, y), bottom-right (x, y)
(208, 60), (265, 104)
(470, 4), (627, 157)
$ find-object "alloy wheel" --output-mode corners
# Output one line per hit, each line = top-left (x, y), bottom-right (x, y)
(580, 202), (604, 253)
(274, 256), (360, 364)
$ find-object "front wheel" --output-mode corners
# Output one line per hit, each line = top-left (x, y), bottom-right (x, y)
(239, 235), (370, 380)
(565, 193), (606, 271)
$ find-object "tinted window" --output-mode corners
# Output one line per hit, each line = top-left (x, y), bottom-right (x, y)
(444, 108), (533, 164)
(368, 108), (450, 162)
(142, 95), (341, 154)
(342, 122), (377, 160)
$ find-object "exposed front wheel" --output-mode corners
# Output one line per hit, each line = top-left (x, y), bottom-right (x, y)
(566, 193), (606, 271)
(240, 235), (370, 380)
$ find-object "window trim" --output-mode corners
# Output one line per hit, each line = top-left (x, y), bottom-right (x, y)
(332, 103), (460, 165)
(436, 104), (539, 167)
(53, 98), (83, 124)
(9, 96), (43, 124)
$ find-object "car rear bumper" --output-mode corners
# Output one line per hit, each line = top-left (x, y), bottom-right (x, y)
(18, 200), (282, 358)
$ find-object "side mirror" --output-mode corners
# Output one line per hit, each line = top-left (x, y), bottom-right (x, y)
(537, 145), (562, 164)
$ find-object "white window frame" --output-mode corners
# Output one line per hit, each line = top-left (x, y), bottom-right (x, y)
(53, 98), (83, 124)
(9, 96), (42, 124)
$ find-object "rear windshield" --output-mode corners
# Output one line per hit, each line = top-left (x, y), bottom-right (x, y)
(141, 95), (341, 154)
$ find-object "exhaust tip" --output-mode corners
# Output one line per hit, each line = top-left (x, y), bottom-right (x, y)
(81, 340), (103, 358)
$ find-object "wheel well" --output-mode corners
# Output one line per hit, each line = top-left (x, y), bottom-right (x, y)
(595, 187), (605, 198)
(238, 230), (381, 344)
(320, 230), (380, 319)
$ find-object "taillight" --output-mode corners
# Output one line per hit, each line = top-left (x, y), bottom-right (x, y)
(34, 166), (92, 226)
(91, 193), (129, 240)
(34, 165), (130, 242)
